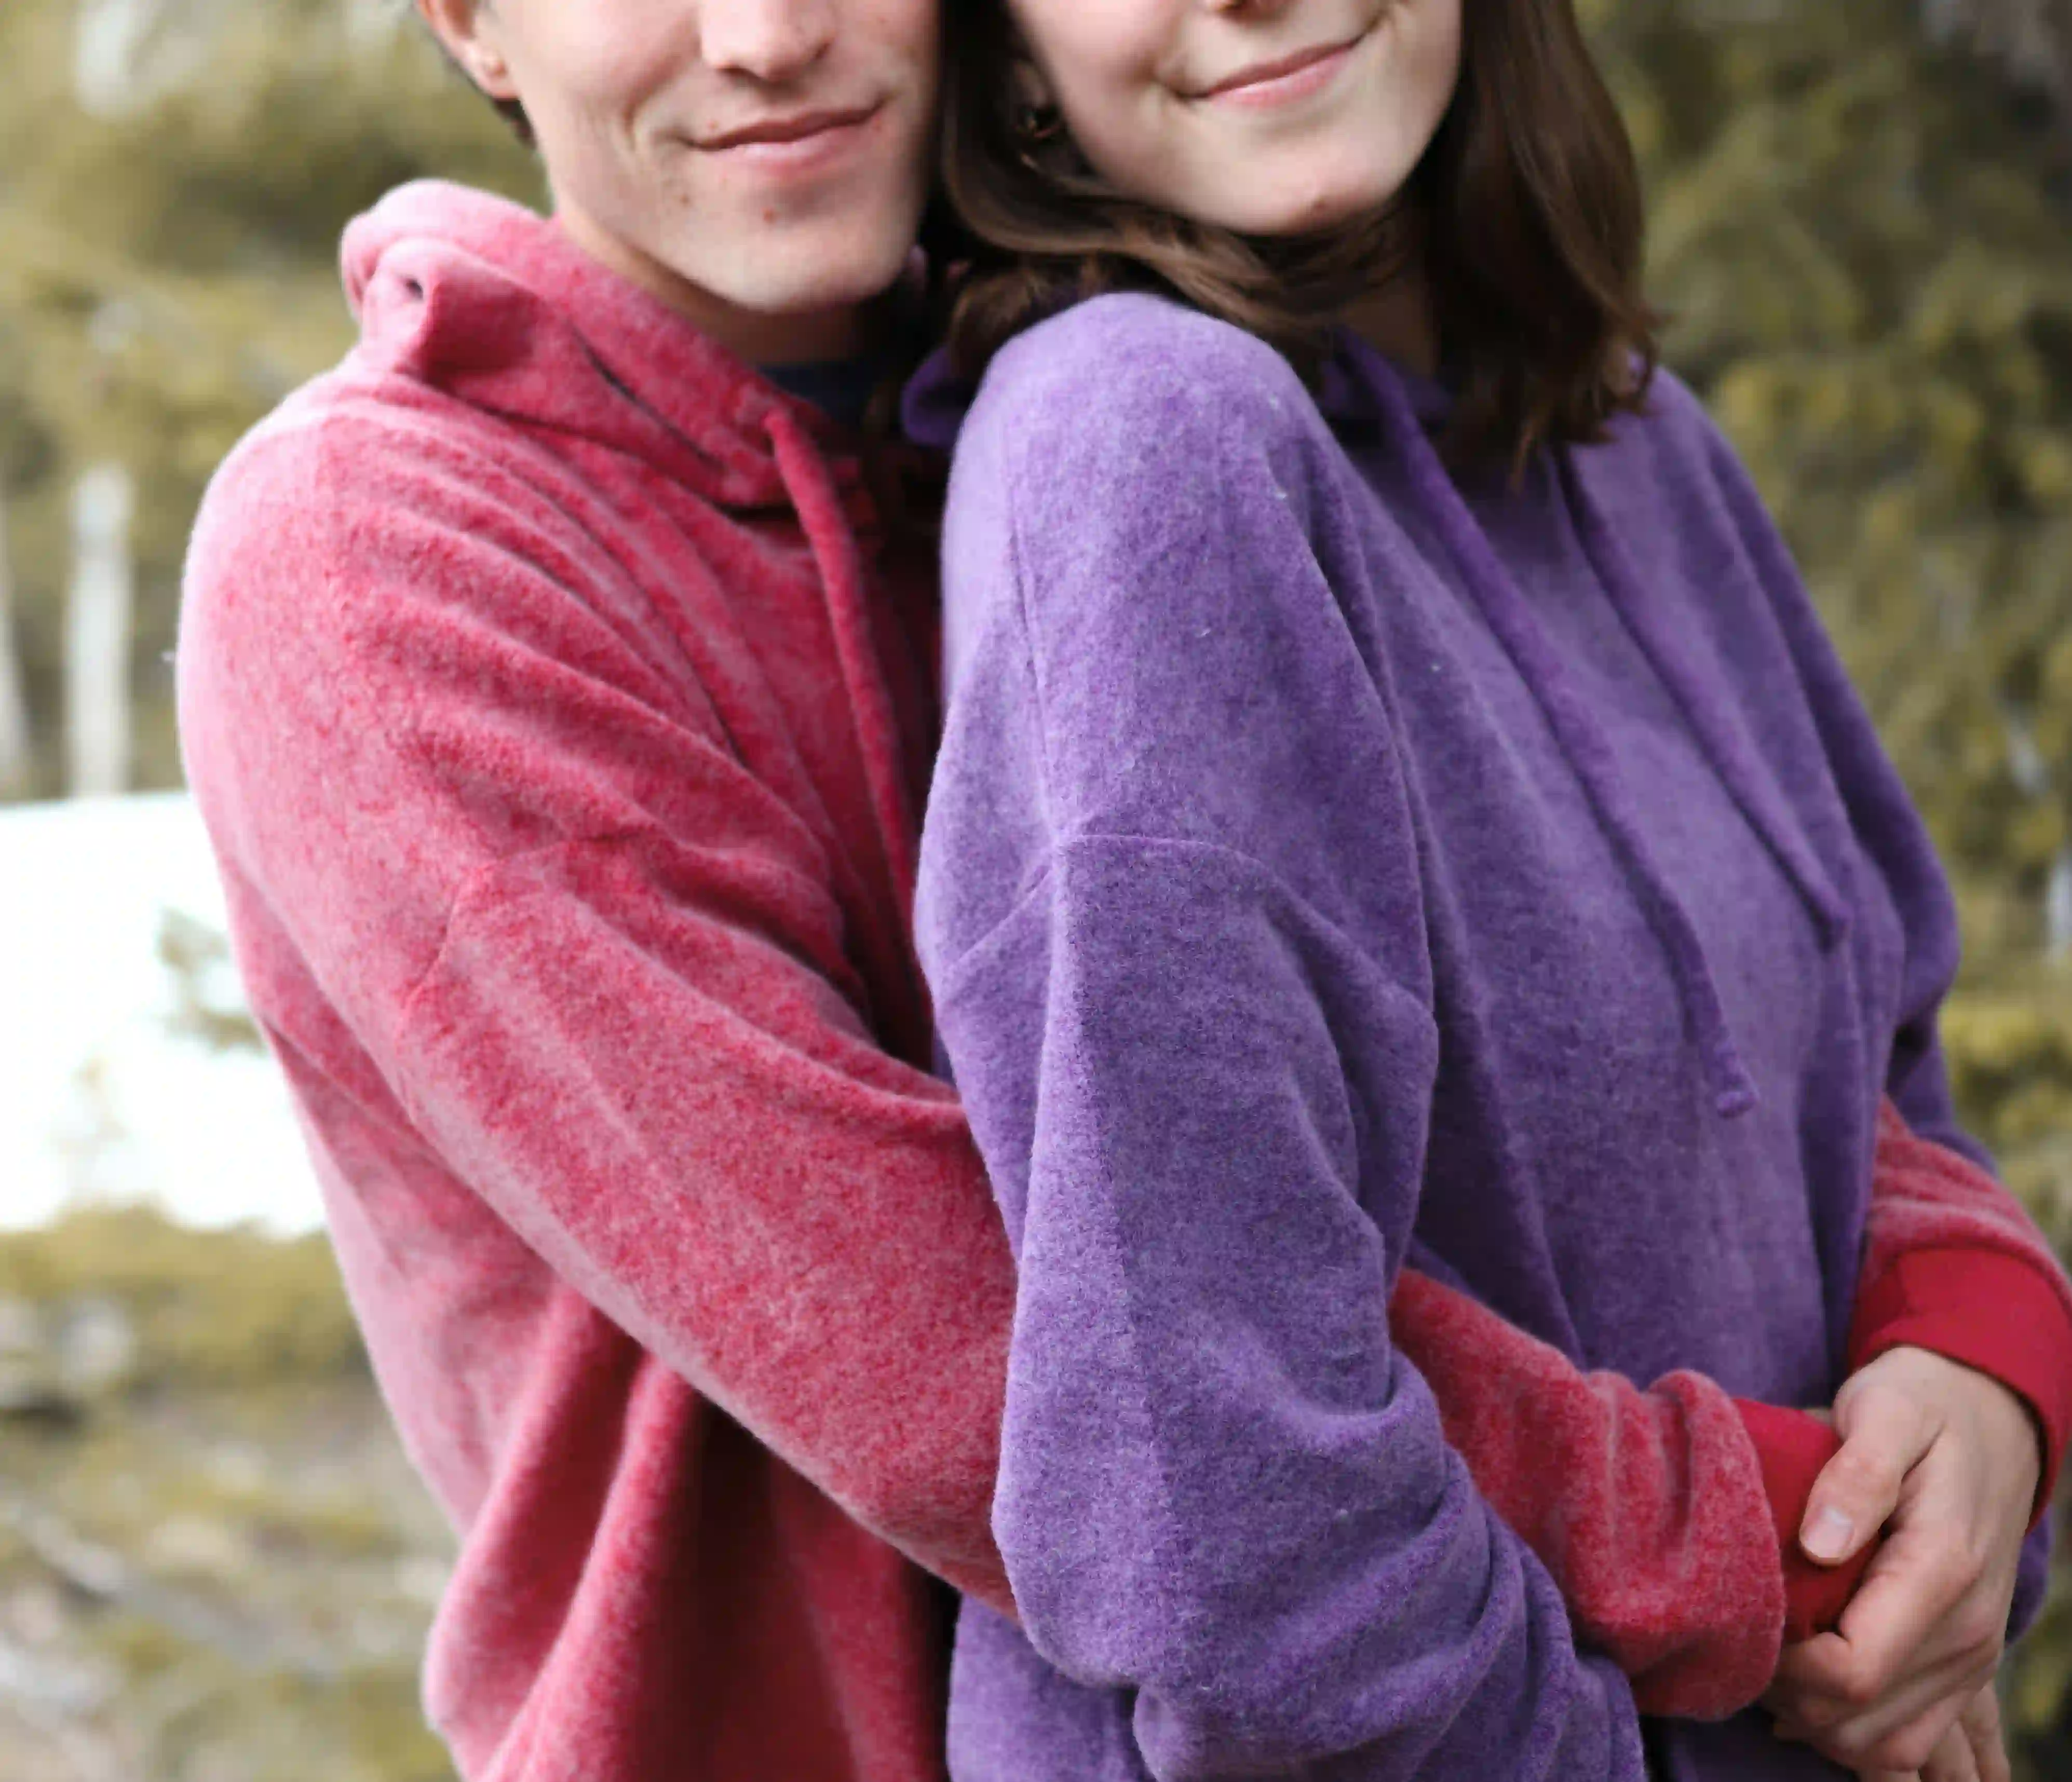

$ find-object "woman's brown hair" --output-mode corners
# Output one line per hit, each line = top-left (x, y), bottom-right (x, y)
(940, 0), (1661, 471)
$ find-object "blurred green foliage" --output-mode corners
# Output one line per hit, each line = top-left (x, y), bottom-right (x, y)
(0, 0), (537, 797)
(0, 1204), (363, 1386)
(0, 1208), (456, 1780)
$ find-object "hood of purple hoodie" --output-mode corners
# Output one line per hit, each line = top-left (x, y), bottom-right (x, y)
(900, 325), (1452, 451)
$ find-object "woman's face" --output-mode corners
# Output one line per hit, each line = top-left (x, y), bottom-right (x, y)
(1006, 0), (1463, 238)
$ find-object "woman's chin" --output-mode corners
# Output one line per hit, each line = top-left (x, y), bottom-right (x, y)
(1176, 171), (1407, 241)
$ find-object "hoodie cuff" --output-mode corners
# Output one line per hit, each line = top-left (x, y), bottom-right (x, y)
(1848, 1247), (2072, 1521)
(1732, 1399), (1876, 1643)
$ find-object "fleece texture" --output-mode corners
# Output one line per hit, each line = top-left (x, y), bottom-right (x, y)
(179, 186), (2068, 1781)
(179, 182), (1017, 1782)
(1850, 1102), (2072, 1512)
(1398, 1088), (2072, 1721)
(1377, 1089), (2067, 1721)
(913, 293), (2065, 1782)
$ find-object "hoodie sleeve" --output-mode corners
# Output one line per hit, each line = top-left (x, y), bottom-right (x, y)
(1396, 1080), (2072, 1720)
(1849, 1101), (2072, 1516)
(178, 406), (1018, 1614)
(1696, 404), (2068, 1634)
(1392, 1269), (1796, 1719)
(918, 302), (1646, 1782)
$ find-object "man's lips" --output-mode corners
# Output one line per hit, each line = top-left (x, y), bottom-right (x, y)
(696, 104), (881, 153)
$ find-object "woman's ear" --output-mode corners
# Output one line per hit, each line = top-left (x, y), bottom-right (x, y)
(413, 0), (520, 104)
(1008, 43), (1057, 118)
(1008, 49), (1062, 145)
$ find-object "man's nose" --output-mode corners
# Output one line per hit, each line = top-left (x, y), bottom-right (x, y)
(701, 0), (837, 84)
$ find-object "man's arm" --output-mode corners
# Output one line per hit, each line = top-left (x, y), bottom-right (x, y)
(1848, 1099), (2072, 1514)
(179, 412), (1022, 1609)
(1395, 1094), (2072, 1722)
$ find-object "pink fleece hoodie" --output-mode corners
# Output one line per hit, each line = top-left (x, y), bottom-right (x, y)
(176, 182), (2072, 1779)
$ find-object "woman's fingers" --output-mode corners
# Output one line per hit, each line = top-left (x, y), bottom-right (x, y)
(1959, 1685), (2010, 1782)
(1831, 1668), (1994, 1776)
(1912, 1686), (2004, 1782)
(1802, 1367), (1942, 1565)
(1769, 1567), (1997, 1770)
(1771, 1644), (1985, 1773)
(1917, 1713), (1984, 1782)
(1845, 1683), (2003, 1779)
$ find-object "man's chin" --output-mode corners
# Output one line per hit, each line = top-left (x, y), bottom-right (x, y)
(702, 230), (919, 325)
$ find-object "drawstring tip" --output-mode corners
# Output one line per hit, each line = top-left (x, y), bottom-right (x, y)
(1713, 1078), (1760, 1120)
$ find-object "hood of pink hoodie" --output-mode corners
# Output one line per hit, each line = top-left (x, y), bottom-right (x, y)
(341, 179), (876, 520)
(340, 179), (923, 906)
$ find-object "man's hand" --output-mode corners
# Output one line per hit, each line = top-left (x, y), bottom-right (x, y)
(1762, 1348), (2039, 1773)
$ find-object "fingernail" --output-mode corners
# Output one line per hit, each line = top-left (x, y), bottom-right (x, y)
(1802, 1506), (1854, 1561)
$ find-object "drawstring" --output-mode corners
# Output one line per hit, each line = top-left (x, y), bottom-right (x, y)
(764, 408), (922, 926)
(1557, 455), (1853, 951)
(1364, 365), (1763, 1121)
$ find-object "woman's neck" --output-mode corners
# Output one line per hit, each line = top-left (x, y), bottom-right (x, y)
(1343, 261), (1440, 379)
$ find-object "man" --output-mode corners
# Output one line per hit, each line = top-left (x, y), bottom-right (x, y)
(181, 3), (1012, 1775)
(177, 2), (2064, 1777)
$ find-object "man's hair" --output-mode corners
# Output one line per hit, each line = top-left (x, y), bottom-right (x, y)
(486, 91), (534, 147)
(939, 0), (1660, 471)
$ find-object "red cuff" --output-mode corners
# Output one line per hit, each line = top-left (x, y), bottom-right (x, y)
(1848, 1246), (2072, 1520)
(1733, 1399), (1876, 1642)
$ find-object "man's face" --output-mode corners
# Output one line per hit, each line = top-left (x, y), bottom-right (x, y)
(423, 0), (940, 357)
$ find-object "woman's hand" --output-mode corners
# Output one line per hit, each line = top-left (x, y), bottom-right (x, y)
(1761, 1346), (2039, 1773)
(1857, 1684), (2010, 1782)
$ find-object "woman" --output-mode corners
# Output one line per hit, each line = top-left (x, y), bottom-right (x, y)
(907, 2), (2061, 1778)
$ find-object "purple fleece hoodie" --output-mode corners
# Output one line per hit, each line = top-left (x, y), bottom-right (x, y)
(908, 294), (2046, 1782)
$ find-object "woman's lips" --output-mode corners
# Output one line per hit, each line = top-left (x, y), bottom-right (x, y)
(1193, 29), (1372, 111)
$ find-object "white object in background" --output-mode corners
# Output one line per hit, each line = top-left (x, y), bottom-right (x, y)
(344, 0), (405, 50)
(71, 0), (209, 121)
(66, 464), (134, 800)
(0, 793), (323, 1234)
(73, 0), (162, 118)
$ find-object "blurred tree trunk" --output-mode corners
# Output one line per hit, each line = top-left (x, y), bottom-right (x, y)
(2048, 850), (2071, 960)
(65, 463), (132, 797)
(1926, 0), (2072, 127)
(0, 490), (30, 797)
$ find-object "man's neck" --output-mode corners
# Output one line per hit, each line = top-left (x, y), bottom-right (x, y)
(556, 202), (872, 369)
